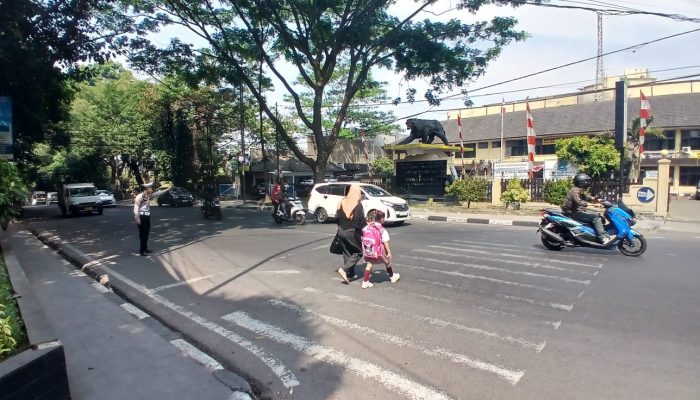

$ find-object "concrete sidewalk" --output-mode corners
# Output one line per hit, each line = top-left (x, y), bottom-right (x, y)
(1, 230), (247, 400)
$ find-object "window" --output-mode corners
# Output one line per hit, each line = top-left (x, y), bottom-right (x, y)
(680, 167), (700, 186)
(644, 130), (676, 151)
(681, 129), (700, 150)
(314, 185), (329, 195)
(478, 142), (489, 149)
(535, 139), (556, 155)
(69, 187), (96, 197)
(506, 139), (527, 157)
(491, 141), (501, 148)
(328, 184), (348, 196)
(455, 147), (476, 158)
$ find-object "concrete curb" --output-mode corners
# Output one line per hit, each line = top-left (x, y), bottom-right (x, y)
(27, 228), (260, 400)
(414, 214), (541, 227)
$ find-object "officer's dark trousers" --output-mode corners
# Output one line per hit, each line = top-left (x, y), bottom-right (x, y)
(138, 215), (151, 254)
(569, 211), (605, 238)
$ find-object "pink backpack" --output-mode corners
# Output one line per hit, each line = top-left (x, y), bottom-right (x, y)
(362, 224), (385, 259)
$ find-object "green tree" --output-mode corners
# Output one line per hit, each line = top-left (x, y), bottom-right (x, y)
(0, 0), (117, 161)
(555, 136), (619, 178)
(445, 177), (489, 208)
(371, 157), (395, 178)
(112, 0), (532, 181)
(0, 161), (29, 230)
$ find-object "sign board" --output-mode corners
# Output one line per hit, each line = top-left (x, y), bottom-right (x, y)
(614, 80), (628, 150)
(493, 162), (529, 179)
(541, 138), (558, 145)
(396, 160), (447, 196)
(644, 170), (658, 179)
(544, 159), (578, 179)
(637, 187), (655, 203)
(0, 97), (12, 160)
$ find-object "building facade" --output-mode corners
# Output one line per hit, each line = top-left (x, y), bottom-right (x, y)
(438, 78), (700, 195)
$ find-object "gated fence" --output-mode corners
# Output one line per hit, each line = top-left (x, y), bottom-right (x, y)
(500, 179), (630, 202)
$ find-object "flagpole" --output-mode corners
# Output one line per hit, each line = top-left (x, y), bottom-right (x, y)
(500, 99), (505, 162)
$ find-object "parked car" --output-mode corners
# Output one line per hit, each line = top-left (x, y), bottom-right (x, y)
(696, 180), (700, 200)
(31, 191), (47, 205)
(46, 192), (59, 205)
(308, 182), (410, 225)
(97, 190), (116, 207)
(157, 187), (194, 207)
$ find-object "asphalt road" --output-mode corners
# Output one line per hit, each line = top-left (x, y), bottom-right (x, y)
(14, 204), (700, 400)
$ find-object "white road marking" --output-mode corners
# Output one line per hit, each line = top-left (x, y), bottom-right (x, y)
(91, 282), (111, 294)
(256, 269), (300, 274)
(545, 321), (563, 330)
(121, 303), (150, 320)
(170, 338), (223, 371)
(96, 265), (300, 389)
(404, 255), (591, 285)
(310, 245), (328, 251)
(448, 241), (607, 262)
(229, 393), (253, 400)
(224, 311), (454, 399)
(578, 290), (586, 299)
(301, 287), (545, 352)
(149, 274), (217, 293)
(383, 286), (518, 318)
(265, 299), (525, 384)
(396, 263), (559, 293)
(489, 219), (513, 226)
(430, 245), (602, 269)
(416, 279), (574, 312)
(417, 248), (592, 275)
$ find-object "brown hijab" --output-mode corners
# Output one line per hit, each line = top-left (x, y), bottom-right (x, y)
(339, 184), (362, 219)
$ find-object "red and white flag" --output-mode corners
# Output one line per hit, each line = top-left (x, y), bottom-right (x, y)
(457, 112), (465, 176)
(639, 91), (651, 154)
(526, 99), (536, 177)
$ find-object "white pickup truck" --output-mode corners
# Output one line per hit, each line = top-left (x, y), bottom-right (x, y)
(58, 183), (103, 217)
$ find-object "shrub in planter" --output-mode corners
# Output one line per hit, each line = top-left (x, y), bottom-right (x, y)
(543, 178), (573, 205)
(445, 177), (489, 208)
(1, 257), (26, 359)
(0, 161), (29, 231)
(500, 178), (529, 209)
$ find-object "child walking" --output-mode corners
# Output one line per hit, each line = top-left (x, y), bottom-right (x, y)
(360, 210), (400, 289)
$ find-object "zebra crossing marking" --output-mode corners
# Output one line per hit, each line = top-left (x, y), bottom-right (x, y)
(416, 279), (575, 312)
(417, 248), (593, 275)
(301, 287), (546, 352)
(223, 311), (454, 400)
(429, 245), (603, 269)
(403, 254), (592, 285)
(265, 299), (526, 384)
(397, 263), (561, 293)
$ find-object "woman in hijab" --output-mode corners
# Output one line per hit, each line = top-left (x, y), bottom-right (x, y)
(336, 184), (367, 284)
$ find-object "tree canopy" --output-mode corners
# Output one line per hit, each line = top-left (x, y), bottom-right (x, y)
(111, 0), (533, 181)
(555, 136), (620, 178)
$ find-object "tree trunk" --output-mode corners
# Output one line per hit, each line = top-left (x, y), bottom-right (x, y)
(314, 149), (331, 183)
(127, 158), (144, 186)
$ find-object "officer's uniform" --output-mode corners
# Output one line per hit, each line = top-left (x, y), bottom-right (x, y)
(133, 184), (153, 256)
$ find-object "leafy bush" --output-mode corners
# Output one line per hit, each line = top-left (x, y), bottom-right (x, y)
(1, 256), (26, 359)
(500, 178), (529, 207)
(543, 179), (573, 205)
(371, 157), (395, 177)
(0, 161), (29, 230)
(445, 177), (489, 208)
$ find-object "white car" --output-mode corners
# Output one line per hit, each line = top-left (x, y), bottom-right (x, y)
(308, 182), (410, 225)
(97, 190), (116, 207)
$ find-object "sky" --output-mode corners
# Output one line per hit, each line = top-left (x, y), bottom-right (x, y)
(146, 0), (700, 128)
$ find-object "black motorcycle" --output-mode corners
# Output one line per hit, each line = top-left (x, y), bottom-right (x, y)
(201, 197), (222, 220)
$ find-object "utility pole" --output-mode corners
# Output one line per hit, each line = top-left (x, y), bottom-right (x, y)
(275, 103), (280, 179)
(258, 28), (269, 197)
(594, 12), (605, 101)
(239, 85), (246, 203)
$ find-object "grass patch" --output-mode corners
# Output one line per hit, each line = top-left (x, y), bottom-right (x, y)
(1, 249), (27, 360)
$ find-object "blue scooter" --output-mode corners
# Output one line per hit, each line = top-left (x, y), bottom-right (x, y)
(538, 200), (647, 257)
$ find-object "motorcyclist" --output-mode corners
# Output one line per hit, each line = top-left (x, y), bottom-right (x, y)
(561, 173), (612, 244)
(271, 179), (289, 218)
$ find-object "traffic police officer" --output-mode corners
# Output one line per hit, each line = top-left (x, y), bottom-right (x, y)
(134, 182), (154, 256)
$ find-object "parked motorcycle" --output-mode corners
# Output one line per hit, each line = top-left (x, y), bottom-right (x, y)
(538, 200), (647, 257)
(201, 197), (222, 220)
(272, 197), (306, 225)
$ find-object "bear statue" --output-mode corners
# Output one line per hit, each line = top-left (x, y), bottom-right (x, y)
(398, 118), (450, 145)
